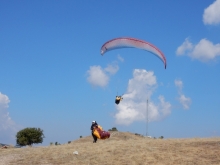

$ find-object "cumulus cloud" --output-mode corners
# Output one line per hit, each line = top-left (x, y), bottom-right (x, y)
(175, 79), (191, 110)
(104, 62), (119, 75)
(174, 79), (183, 90)
(117, 55), (124, 62)
(176, 38), (193, 55)
(86, 66), (109, 87)
(0, 92), (19, 144)
(178, 94), (191, 109)
(176, 38), (220, 62)
(203, 0), (220, 25)
(114, 69), (171, 125)
(86, 62), (119, 87)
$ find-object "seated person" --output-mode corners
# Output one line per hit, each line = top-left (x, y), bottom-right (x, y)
(115, 96), (123, 105)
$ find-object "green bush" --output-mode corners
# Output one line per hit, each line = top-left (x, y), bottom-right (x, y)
(109, 127), (118, 131)
(159, 136), (164, 139)
(16, 127), (44, 146)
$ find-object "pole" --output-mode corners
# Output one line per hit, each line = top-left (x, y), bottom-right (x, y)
(146, 99), (148, 136)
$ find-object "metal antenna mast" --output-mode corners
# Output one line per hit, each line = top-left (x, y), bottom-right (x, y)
(146, 99), (148, 136)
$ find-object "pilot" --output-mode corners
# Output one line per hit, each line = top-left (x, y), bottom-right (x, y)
(115, 96), (123, 105)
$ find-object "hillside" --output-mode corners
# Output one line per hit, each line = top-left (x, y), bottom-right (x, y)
(0, 143), (8, 147)
(0, 131), (220, 165)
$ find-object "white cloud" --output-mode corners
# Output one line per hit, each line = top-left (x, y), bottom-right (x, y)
(114, 69), (171, 125)
(104, 62), (119, 75)
(176, 38), (220, 62)
(86, 62), (119, 87)
(0, 93), (10, 109)
(158, 95), (172, 116)
(0, 92), (19, 144)
(174, 79), (191, 110)
(174, 79), (183, 90)
(176, 38), (193, 55)
(178, 94), (192, 110)
(203, 0), (220, 25)
(117, 55), (124, 62)
(86, 66), (109, 87)
(191, 39), (220, 61)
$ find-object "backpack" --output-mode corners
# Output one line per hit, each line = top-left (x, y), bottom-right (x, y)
(93, 125), (110, 139)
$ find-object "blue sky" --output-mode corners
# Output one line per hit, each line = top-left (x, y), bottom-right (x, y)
(1, 0), (220, 145)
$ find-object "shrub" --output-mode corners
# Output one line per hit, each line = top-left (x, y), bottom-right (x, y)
(159, 136), (164, 139)
(109, 127), (118, 131)
(16, 127), (44, 146)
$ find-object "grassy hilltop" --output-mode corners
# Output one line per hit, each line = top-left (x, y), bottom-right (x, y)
(0, 132), (220, 165)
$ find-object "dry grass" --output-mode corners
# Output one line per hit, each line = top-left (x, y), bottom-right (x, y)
(0, 132), (220, 165)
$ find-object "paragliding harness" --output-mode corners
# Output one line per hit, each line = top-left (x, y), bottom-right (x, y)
(115, 96), (123, 105)
(93, 125), (110, 140)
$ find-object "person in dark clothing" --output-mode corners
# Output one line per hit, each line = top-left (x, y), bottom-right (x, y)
(91, 121), (98, 143)
(115, 96), (123, 105)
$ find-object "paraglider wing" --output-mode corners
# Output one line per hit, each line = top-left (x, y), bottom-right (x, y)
(101, 37), (167, 69)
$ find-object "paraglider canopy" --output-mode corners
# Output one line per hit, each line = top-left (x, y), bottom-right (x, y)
(101, 37), (167, 69)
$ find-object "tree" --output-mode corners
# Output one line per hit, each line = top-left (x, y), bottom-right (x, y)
(110, 127), (118, 131)
(16, 128), (45, 146)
